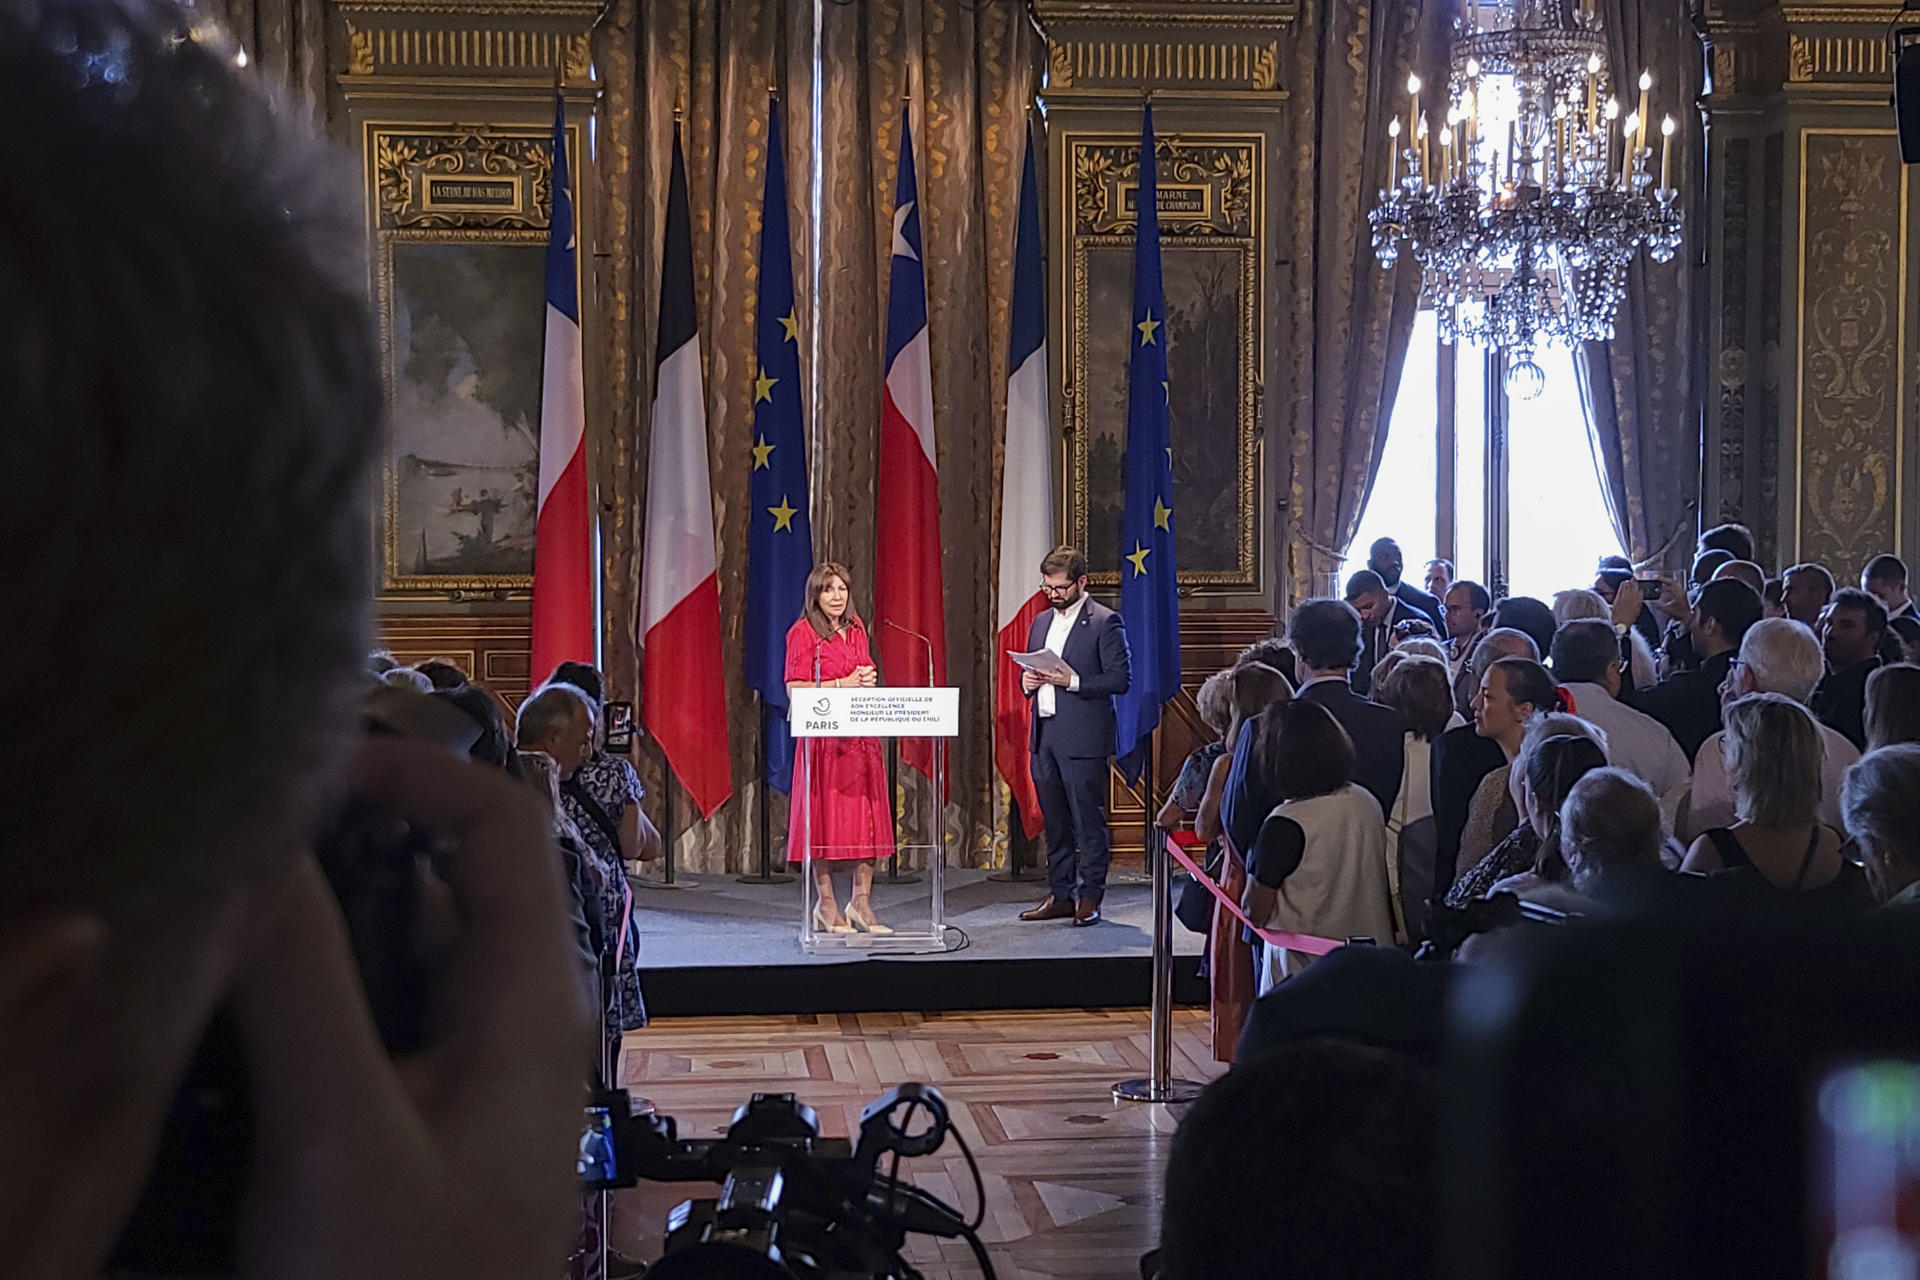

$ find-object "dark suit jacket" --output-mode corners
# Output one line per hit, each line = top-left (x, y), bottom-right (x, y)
(1624, 649), (1734, 763)
(1430, 724), (1505, 896)
(1811, 657), (1880, 752)
(1298, 678), (1407, 817)
(1026, 599), (1131, 758)
(1392, 580), (1446, 634)
(1354, 597), (1428, 698)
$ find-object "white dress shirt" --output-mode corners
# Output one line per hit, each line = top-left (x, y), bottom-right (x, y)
(1561, 681), (1693, 813)
(1036, 594), (1087, 717)
(1682, 720), (1861, 840)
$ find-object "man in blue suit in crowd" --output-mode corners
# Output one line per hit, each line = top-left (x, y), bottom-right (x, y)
(1018, 546), (1132, 927)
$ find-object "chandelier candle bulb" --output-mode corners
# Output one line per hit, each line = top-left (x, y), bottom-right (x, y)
(1388, 116), (1401, 189)
(1637, 70), (1651, 147)
(1418, 112), (1430, 186)
(1660, 114), (1674, 191)
(1622, 111), (1639, 185)
(1408, 73), (1422, 155)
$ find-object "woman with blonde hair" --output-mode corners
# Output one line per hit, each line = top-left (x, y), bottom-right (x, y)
(785, 561), (895, 934)
(1682, 693), (1866, 908)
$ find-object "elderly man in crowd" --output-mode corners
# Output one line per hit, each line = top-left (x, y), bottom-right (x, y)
(1549, 620), (1691, 820)
(1781, 563), (1835, 629)
(1681, 617), (1860, 839)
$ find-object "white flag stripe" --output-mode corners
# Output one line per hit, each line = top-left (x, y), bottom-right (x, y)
(997, 342), (1053, 630)
(536, 304), (585, 511)
(884, 326), (939, 464)
(638, 336), (718, 635)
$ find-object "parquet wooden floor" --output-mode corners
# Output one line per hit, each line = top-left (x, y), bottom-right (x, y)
(610, 1009), (1222, 1280)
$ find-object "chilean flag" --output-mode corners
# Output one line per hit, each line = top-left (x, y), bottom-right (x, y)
(530, 97), (595, 681)
(873, 108), (947, 780)
(995, 125), (1051, 840)
(638, 126), (731, 819)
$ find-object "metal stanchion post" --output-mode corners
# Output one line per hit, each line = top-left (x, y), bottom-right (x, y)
(633, 765), (697, 891)
(1115, 741), (1202, 1104)
(1113, 831), (1202, 1103)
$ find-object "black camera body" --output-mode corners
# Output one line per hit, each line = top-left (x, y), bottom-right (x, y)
(585, 1083), (990, 1280)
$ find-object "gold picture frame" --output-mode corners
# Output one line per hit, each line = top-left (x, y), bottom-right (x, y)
(1064, 131), (1261, 592)
(365, 121), (580, 599)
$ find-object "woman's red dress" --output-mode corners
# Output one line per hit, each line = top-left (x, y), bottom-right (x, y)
(785, 620), (895, 863)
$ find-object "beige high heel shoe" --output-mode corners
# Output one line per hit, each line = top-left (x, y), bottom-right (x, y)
(812, 904), (854, 935)
(847, 898), (893, 935)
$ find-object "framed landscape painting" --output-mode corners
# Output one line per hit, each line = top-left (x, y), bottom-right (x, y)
(364, 122), (577, 598)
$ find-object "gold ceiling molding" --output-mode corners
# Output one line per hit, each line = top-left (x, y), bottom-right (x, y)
(335, 0), (600, 14)
(1779, 4), (1907, 23)
(1047, 36), (1280, 90)
(1034, 0), (1297, 28)
(342, 18), (590, 79)
(1788, 31), (1892, 80)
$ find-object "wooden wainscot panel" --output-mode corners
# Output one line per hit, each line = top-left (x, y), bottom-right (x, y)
(378, 613), (534, 707)
(1106, 608), (1276, 863)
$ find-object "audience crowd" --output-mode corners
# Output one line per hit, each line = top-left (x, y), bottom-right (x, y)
(1153, 528), (1920, 1277)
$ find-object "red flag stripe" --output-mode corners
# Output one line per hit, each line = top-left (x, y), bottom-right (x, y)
(639, 573), (731, 818)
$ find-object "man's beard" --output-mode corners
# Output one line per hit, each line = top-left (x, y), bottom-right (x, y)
(1052, 590), (1080, 612)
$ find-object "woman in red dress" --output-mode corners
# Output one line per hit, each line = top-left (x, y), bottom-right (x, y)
(786, 562), (897, 933)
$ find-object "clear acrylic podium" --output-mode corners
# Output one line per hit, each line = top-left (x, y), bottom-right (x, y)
(789, 686), (959, 955)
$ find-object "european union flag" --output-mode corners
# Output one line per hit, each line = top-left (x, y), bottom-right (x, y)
(1113, 103), (1181, 783)
(745, 97), (812, 793)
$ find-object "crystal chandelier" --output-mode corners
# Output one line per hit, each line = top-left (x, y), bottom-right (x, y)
(1368, 0), (1683, 398)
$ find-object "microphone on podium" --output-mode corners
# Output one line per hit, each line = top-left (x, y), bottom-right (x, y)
(880, 618), (933, 687)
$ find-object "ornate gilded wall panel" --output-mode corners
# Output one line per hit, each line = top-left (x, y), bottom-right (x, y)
(1795, 130), (1908, 576)
(1718, 137), (1752, 521)
(365, 123), (581, 599)
(1062, 130), (1261, 594)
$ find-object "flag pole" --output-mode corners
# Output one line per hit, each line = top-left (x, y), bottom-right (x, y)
(739, 696), (795, 884)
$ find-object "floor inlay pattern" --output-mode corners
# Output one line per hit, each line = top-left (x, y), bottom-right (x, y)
(611, 1008), (1221, 1279)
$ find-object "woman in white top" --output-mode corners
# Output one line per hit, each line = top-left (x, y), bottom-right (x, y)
(1240, 701), (1395, 992)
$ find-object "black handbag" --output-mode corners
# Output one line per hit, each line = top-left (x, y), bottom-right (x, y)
(1174, 842), (1223, 934)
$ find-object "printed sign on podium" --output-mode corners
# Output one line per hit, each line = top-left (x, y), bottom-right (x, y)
(788, 687), (958, 954)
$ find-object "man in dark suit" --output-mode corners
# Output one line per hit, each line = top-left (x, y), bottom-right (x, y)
(1368, 537), (1445, 634)
(1812, 587), (1888, 750)
(1290, 598), (1407, 817)
(1344, 569), (1431, 697)
(1018, 546), (1131, 926)
(1617, 576), (1764, 762)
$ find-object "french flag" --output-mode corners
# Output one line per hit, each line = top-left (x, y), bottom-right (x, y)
(638, 125), (731, 819)
(874, 108), (947, 780)
(530, 97), (594, 681)
(994, 126), (1051, 839)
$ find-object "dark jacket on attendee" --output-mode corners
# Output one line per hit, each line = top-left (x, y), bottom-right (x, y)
(1354, 596), (1424, 698)
(1298, 677), (1406, 818)
(1025, 598), (1131, 758)
(1623, 649), (1733, 763)
(1392, 579), (1446, 636)
(1429, 723), (1505, 897)
(1811, 656), (1880, 752)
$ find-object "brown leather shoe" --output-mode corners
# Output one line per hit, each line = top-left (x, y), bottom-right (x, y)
(1073, 897), (1103, 926)
(1019, 895), (1076, 922)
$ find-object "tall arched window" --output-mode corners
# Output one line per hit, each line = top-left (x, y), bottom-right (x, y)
(1344, 311), (1624, 602)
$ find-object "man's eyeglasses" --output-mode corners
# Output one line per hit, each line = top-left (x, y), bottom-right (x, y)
(1040, 580), (1077, 596)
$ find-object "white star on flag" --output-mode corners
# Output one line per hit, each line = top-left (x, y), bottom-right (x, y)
(891, 200), (918, 261)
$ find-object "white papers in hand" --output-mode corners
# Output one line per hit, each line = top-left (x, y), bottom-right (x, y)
(1008, 648), (1072, 677)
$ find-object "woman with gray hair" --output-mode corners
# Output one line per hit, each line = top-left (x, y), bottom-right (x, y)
(1157, 667), (1236, 835)
(1682, 693), (1866, 908)
(1560, 768), (1671, 889)
(1841, 744), (1920, 911)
